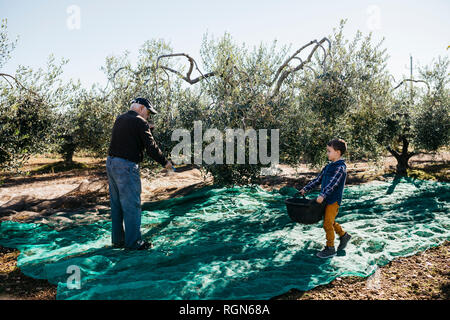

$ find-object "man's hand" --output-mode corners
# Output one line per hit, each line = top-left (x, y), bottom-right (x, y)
(299, 189), (306, 196)
(316, 195), (324, 204)
(164, 161), (175, 172)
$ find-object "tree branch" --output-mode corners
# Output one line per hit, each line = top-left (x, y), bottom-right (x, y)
(0, 73), (41, 98)
(156, 53), (215, 85)
(100, 66), (132, 98)
(0, 74), (14, 88)
(386, 145), (400, 159)
(392, 78), (430, 94)
(270, 37), (331, 98)
(150, 38), (330, 100)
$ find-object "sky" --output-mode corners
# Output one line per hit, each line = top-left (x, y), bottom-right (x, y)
(1, 0), (449, 89)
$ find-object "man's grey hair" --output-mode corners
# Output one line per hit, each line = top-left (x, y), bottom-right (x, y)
(130, 103), (143, 111)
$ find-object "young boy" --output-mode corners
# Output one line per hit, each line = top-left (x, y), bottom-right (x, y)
(298, 138), (351, 258)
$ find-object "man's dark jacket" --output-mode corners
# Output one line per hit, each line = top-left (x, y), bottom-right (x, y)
(108, 110), (167, 165)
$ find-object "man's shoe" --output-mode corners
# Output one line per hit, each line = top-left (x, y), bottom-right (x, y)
(337, 233), (351, 251)
(136, 241), (152, 250)
(112, 242), (125, 249)
(316, 246), (336, 258)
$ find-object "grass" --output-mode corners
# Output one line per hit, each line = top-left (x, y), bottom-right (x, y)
(30, 161), (90, 174)
(407, 169), (439, 181)
(407, 163), (449, 182)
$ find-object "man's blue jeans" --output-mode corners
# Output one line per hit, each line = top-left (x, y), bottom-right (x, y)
(106, 156), (143, 249)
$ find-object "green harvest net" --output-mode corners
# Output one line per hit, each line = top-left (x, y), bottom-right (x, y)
(0, 176), (449, 300)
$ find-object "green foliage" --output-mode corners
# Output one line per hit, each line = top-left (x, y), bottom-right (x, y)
(0, 54), (74, 170)
(413, 101), (449, 151)
(413, 57), (450, 151)
(0, 18), (17, 69)
(0, 96), (52, 170)
(193, 33), (287, 184)
(280, 19), (392, 167)
(0, 21), (64, 171)
(374, 56), (449, 175)
(51, 85), (114, 162)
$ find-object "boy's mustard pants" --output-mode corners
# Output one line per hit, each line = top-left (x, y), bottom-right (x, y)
(323, 202), (346, 247)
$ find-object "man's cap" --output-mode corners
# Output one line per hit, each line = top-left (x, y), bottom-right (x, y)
(131, 97), (158, 115)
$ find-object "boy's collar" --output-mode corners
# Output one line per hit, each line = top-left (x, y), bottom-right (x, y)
(329, 158), (345, 164)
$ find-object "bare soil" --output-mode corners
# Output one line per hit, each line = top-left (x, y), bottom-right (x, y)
(273, 241), (449, 300)
(0, 152), (449, 300)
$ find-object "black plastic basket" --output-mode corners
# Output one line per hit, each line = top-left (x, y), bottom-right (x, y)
(285, 194), (326, 224)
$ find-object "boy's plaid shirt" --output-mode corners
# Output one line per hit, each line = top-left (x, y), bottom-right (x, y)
(303, 163), (346, 199)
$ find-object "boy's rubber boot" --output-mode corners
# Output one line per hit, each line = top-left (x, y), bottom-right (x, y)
(337, 233), (352, 251)
(316, 246), (336, 258)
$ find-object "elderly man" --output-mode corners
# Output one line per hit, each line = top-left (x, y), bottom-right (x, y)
(106, 97), (173, 250)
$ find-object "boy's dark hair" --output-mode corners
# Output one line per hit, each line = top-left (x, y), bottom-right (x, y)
(327, 138), (347, 156)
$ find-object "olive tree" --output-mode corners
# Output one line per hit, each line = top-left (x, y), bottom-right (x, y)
(155, 31), (331, 185)
(98, 39), (188, 164)
(0, 19), (73, 170)
(278, 19), (392, 167)
(377, 56), (449, 175)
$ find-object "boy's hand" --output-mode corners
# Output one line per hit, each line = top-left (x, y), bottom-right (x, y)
(294, 189), (305, 197)
(316, 195), (324, 204)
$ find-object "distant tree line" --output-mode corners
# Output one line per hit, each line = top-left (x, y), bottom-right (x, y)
(1, 19), (449, 184)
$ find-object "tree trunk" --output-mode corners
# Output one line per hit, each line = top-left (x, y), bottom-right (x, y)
(63, 148), (75, 164)
(387, 135), (415, 176)
(61, 135), (76, 164)
(395, 154), (410, 176)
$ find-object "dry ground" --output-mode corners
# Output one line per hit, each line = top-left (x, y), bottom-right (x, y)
(0, 152), (449, 300)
